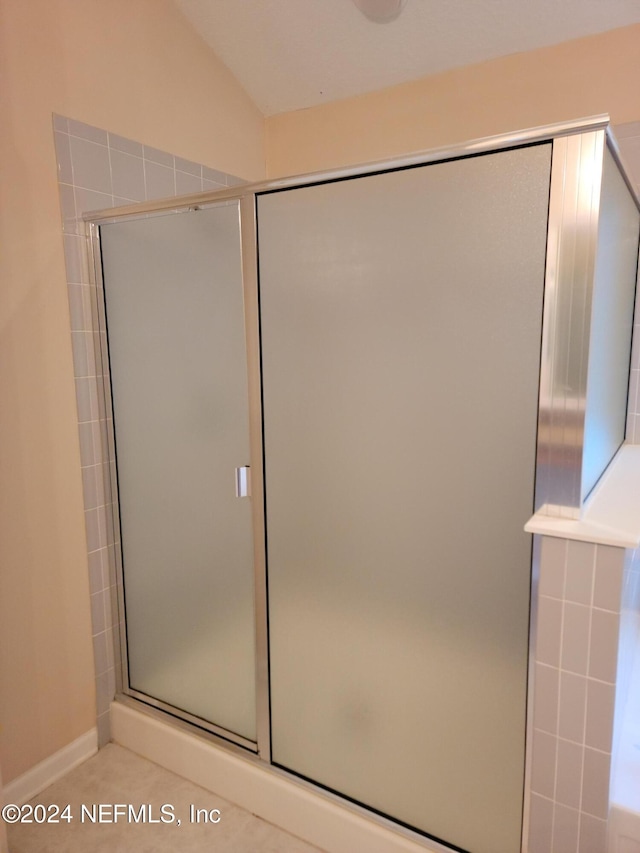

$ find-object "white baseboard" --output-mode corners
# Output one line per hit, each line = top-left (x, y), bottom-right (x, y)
(111, 701), (444, 853)
(1, 729), (98, 807)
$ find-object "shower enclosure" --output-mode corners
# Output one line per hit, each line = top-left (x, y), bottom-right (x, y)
(88, 117), (640, 853)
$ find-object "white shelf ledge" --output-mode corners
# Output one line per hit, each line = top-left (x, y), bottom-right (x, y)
(525, 444), (640, 548)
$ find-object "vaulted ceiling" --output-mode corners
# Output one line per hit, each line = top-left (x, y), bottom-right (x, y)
(173, 0), (640, 116)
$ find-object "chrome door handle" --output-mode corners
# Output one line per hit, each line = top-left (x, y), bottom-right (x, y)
(235, 466), (251, 498)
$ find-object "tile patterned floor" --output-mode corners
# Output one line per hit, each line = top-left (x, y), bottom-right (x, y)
(6, 744), (325, 852)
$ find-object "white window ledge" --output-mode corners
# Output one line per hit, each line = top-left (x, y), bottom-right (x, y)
(525, 444), (640, 548)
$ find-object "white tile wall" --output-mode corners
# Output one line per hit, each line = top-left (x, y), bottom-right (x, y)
(610, 547), (640, 853)
(53, 114), (244, 747)
(528, 538), (626, 852)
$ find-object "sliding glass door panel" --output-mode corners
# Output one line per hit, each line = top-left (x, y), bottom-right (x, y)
(100, 205), (256, 741)
(258, 145), (552, 853)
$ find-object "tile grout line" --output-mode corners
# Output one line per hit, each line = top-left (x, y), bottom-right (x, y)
(550, 537), (569, 848)
(539, 591), (621, 616)
(576, 545), (598, 846)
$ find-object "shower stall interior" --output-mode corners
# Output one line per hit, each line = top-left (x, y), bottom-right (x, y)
(89, 117), (640, 853)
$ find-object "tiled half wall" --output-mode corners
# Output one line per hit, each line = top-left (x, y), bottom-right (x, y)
(53, 114), (244, 747)
(528, 538), (627, 853)
(55, 117), (640, 852)
(608, 546), (640, 853)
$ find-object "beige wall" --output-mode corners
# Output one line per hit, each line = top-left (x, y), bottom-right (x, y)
(266, 24), (640, 177)
(0, 0), (264, 784)
(0, 762), (6, 853)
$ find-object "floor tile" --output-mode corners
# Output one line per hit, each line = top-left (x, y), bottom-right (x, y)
(7, 744), (325, 852)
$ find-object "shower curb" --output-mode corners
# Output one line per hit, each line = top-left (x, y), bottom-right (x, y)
(110, 701), (446, 853)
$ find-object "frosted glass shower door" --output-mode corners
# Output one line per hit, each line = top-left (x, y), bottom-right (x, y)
(258, 145), (552, 853)
(100, 204), (256, 742)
